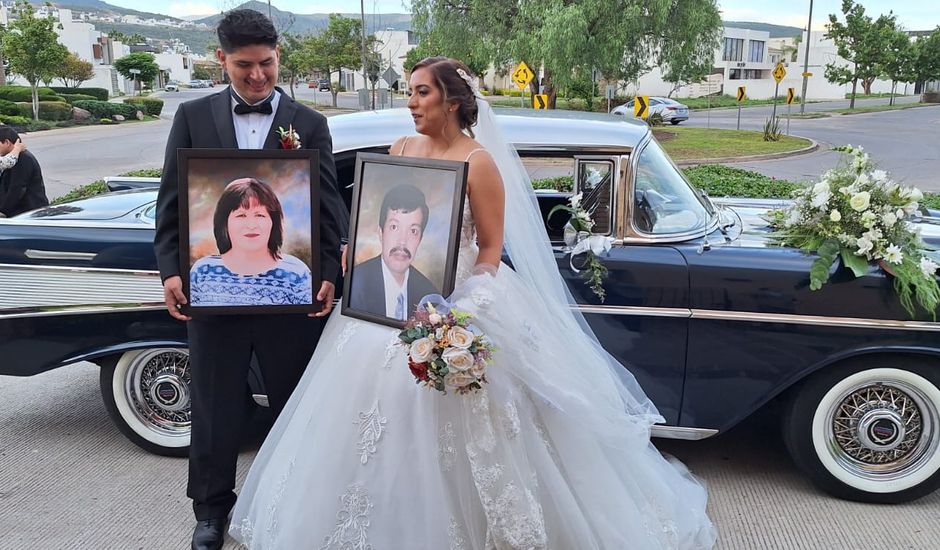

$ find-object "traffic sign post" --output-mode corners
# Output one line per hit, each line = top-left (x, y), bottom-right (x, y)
(605, 84), (616, 113)
(533, 94), (548, 110)
(771, 63), (786, 121)
(736, 86), (746, 130)
(512, 61), (534, 109)
(786, 87), (795, 135)
(634, 95), (649, 119)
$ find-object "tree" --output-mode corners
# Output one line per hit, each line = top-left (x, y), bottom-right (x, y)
(912, 27), (940, 95)
(56, 52), (95, 88)
(192, 65), (213, 80)
(879, 29), (916, 106)
(411, 0), (722, 109)
(107, 30), (146, 45)
(824, 0), (896, 108)
(278, 33), (313, 99)
(307, 14), (362, 108)
(1, 1), (69, 119)
(114, 51), (160, 95)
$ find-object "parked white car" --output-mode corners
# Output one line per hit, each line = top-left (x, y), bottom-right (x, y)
(165, 82), (179, 92)
(612, 97), (690, 125)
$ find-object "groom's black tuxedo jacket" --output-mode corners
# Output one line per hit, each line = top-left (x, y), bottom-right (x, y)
(349, 255), (438, 319)
(0, 151), (48, 218)
(153, 87), (347, 284)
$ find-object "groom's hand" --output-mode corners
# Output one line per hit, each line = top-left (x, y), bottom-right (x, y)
(310, 281), (336, 317)
(162, 276), (191, 321)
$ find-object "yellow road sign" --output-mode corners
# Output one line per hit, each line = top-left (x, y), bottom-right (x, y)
(533, 94), (548, 109)
(511, 61), (534, 90)
(802, 71), (813, 77)
(772, 63), (786, 84)
(633, 95), (649, 118)
(786, 87), (795, 105)
(736, 86), (746, 102)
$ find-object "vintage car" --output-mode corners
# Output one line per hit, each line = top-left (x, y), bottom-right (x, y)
(2, 109), (939, 505)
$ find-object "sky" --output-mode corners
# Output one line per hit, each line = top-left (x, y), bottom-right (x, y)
(106, 0), (940, 31)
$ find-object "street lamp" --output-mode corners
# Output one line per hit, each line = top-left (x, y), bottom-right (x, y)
(800, 0), (813, 115)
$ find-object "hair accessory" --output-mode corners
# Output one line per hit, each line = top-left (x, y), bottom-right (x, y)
(455, 68), (479, 94)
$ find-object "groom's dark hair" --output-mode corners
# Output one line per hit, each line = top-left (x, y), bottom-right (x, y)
(217, 9), (278, 52)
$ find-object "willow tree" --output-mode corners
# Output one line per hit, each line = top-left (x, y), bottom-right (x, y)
(411, 0), (722, 108)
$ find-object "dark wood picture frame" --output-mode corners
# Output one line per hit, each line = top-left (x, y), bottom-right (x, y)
(177, 148), (321, 315)
(342, 153), (468, 328)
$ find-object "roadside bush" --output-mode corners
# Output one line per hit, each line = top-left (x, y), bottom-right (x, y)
(531, 176), (574, 192)
(59, 93), (98, 104)
(99, 118), (116, 124)
(681, 164), (803, 199)
(0, 86), (61, 102)
(125, 168), (162, 177)
(52, 180), (108, 205)
(646, 112), (665, 127)
(14, 101), (73, 121)
(72, 100), (140, 120)
(124, 96), (164, 116)
(762, 116), (783, 141)
(0, 99), (21, 116)
(49, 86), (110, 101)
(0, 114), (31, 125)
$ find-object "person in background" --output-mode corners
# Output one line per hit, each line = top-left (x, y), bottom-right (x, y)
(0, 128), (48, 218)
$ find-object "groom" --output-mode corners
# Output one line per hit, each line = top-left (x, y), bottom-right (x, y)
(153, 9), (346, 550)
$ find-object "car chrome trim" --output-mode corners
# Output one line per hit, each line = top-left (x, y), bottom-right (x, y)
(574, 304), (940, 332)
(25, 249), (98, 261)
(0, 218), (154, 229)
(0, 264), (164, 315)
(651, 426), (719, 440)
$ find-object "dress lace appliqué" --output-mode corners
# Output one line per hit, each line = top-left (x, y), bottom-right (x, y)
(439, 421), (457, 472)
(449, 516), (469, 550)
(336, 321), (362, 353)
(355, 401), (387, 465)
(501, 402), (521, 440)
(319, 484), (374, 550)
(382, 336), (399, 370)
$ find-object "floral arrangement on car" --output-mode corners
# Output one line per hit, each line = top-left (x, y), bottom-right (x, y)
(398, 301), (496, 395)
(548, 193), (613, 302)
(768, 145), (939, 319)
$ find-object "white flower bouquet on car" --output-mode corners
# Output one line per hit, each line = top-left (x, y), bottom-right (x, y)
(769, 145), (939, 318)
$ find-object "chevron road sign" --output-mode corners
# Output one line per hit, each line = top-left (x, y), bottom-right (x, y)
(633, 95), (649, 118)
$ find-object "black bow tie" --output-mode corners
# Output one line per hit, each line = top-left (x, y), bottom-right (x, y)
(234, 101), (273, 115)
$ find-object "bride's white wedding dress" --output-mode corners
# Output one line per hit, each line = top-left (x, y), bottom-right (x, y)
(229, 189), (716, 548)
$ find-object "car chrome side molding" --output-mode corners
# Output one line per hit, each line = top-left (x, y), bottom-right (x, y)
(651, 426), (719, 440)
(576, 304), (940, 332)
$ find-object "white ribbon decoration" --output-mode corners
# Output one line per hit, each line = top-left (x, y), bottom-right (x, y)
(568, 235), (614, 273)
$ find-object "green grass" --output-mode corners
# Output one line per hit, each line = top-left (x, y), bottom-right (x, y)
(828, 102), (938, 115)
(681, 164), (804, 198)
(681, 95), (811, 110)
(655, 127), (811, 160)
(51, 169), (162, 205)
(844, 92), (903, 99)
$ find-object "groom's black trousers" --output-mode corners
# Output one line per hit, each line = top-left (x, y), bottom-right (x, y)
(186, 313), (324, 521)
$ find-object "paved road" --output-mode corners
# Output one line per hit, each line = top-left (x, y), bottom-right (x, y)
(683, 95), (940, 192)
(2, 361), (940, 549)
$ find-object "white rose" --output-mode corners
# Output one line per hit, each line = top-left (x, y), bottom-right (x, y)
(860, 211), (877, 228)
(811, 182), (831, 209)
(444, 371), (477, 388)
(470, 361), (486, 377)
(442, 347), (474, 372)
(850, 191), (871, 212)
(910, 188), (924, 201)
(428, 313), (442, 325)
(856, 236), (873, 257)
(829, 210), (842, 222)
(896, 208), (906, 220)
(919, 257), (939, 278)
(447, 326), (475, 349)
(883, 212), (897, 227)
(409, 337), (434, 363)
(884, 244), (904, 265)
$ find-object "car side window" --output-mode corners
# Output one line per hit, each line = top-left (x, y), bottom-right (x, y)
(649, 99), (660, 106)
(576, 159), (614, 235)
(633, 140), (710, 235)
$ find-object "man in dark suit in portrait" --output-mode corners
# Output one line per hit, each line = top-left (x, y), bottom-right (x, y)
(0, 128), (47, 218)
(152, 10), (347, 550)
(349, 184), (437, 321)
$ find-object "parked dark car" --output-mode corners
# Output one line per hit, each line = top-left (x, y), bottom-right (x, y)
(2, 109), (940, 504)
(318, 78), (331, 91)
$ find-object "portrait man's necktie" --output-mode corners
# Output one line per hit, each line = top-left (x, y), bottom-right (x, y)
(395, 292), (405, 320)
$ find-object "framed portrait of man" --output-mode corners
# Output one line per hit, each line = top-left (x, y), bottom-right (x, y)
(177, 149), (321, 315)
(342, 153), (468, 328)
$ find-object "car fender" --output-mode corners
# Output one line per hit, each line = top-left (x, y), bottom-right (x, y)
(67, 339), (189, 368)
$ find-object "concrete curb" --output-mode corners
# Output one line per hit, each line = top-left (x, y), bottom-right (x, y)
(675, 137), (820, 166)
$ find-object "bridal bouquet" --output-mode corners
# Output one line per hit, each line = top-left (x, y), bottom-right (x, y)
(768, 145), (939, 318)
(398, 302), (496, 395)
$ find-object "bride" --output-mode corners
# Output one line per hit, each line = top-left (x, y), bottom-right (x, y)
(230, 57), (716, 549)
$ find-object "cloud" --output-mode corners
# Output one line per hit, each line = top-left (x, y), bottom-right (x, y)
(167, 2), (218, 17)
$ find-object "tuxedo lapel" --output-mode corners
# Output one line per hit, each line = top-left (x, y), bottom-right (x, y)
(263, 88), (299, 150)
(210, 89), (237, 148)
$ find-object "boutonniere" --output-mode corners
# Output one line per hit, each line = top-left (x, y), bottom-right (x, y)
(276, 125), (301, 149)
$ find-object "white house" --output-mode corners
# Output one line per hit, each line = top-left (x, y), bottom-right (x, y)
(340, 29), (418, 93)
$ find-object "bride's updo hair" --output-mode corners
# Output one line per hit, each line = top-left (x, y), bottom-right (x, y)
(411, 56), (479, 135)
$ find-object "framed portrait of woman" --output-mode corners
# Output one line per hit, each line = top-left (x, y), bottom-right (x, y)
(342, 153), (468, 328)
(177, 149), (320, 315)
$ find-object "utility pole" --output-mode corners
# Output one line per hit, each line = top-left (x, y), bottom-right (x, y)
(267, 0), (272, 19)
(360, 0), (369, 109)
(800, 0), (813, 115)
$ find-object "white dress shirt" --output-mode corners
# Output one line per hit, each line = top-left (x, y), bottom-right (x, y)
(230, 88), (281, 150)
(381, 258), (409, 320)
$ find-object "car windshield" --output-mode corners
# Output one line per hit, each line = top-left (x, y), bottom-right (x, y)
(633, 139), (712, 235)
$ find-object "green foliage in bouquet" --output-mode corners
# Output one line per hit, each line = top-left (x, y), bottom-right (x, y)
(768, 145), (939, 318)
(548, 193), (611, 302)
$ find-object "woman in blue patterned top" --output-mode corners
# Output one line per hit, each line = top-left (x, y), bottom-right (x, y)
(190, 177), (312, 306)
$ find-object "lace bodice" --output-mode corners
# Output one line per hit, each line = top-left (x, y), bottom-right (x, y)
(455, 199), (479, 284)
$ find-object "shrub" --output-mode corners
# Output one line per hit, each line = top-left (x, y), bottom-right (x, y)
(646, 112), (665, 127)
(0, 99), (20, 116)
(0, 86), (60, 102)
(100, 118), (115, 124)
(124, 168), (162, 177)
(14, 101), (73, 121)
(762, 116), (782, 141)
(72, 100), (140, 120)
(52, 180), (108, 205)
(531, 176), (574, 192)
(124, 96), (164, 116)
(49, 86), (109, 101)
(0, 114), (31, 125)
(680, 164), (804, 199)
(59, 93), (98, 104)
